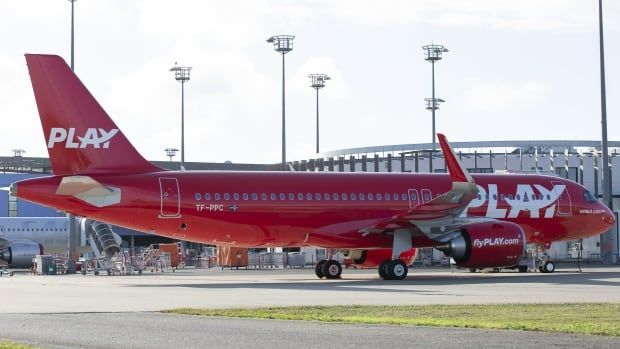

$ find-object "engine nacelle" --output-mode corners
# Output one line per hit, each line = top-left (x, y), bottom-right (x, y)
(345, 248), (418, 268)
(0, 242), (43, 269)
(439, 221), (525, 269)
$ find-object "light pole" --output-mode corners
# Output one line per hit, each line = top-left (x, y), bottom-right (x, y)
(68, 0), (76, 71)
(165, 148), (179, 162)
(267, 35), (295, 170)
(422, 44), (448, 155)
(169, 63), (192, 170)
(67, 0), (78, 274)
(308, 74), (330, 154)
(598, 0), (616, 263)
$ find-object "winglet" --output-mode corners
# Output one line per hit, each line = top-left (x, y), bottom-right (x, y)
(437, 133), (474, 184)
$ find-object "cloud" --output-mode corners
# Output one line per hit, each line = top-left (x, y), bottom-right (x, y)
(458, 80), (550, 113)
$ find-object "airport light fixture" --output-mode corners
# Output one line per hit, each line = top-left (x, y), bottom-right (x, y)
(266, 35), (295, 170)
(164, 148), (179, 162)
(424, 98), (445, 111)
(11, 149), (26, 157)
(169, 63), (192, 170)
(309, 74), (331, 154)
(422, 44), (448, 156)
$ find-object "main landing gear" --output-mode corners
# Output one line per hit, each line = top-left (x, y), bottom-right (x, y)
(378, 259), (408, 280)
(315, 259), (342, 279)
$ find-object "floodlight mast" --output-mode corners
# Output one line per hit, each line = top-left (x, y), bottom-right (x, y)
(267, 35), (295, 170)
(164, 148), (179, 162)
(309, 74), (331, 154)
(422, 44), (448, 172)
(169, 64), (192, 170)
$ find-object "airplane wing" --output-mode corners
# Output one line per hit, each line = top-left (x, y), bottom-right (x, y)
(361, 134), (480, 242)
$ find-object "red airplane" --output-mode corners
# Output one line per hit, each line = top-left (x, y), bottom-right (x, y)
(13, 54), (615, 280)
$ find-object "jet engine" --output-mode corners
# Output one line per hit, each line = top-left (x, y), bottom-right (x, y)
(344, 248), (418, 268)
(437, 221), (526, 268)
(0, 242), (43, 268)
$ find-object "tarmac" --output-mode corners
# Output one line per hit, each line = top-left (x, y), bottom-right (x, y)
(1, 266), (619, 348)
(1, 265), (619, 313)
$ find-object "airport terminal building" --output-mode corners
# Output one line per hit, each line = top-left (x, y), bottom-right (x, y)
(1, 138), (619, 262)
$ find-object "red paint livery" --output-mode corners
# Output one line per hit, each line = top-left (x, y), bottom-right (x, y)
(13, 54), (614, 280)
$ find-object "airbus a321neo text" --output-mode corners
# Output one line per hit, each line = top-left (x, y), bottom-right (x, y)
(13, 54), (615, 280)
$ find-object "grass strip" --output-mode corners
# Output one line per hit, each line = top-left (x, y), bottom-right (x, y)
(0, 342), (37, 349)
(164, 303), (620, 336)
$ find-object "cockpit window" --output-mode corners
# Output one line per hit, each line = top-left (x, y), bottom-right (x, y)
(583, 190), (597, 203)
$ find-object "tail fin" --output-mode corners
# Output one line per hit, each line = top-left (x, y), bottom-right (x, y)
(25, 54), (161, 175)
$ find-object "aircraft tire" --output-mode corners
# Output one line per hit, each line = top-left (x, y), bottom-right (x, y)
(387, 259), (408, 280)
(542, 261), (555, 273)
(469, 268), (477, 273)
(322, 260), (342, 279)
(315, 260), (327, 279)
(378, 260), (390, 280)
(518, 265), (528, 273)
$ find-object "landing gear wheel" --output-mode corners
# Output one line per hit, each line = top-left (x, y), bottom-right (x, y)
(322, 260), (342, 279)
(518, 265), (528, 273)
(315, 260), (327, 279)
(541, 261), (555, 273)
(387, 260), (408, 280)
(378, 260), (390, 279)
(469, 268), (477, 273)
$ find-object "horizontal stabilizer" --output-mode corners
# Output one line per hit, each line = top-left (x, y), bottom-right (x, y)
(56, 176), (121, 207)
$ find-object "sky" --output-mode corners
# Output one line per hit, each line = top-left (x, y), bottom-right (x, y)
(0, 0), (618, 164)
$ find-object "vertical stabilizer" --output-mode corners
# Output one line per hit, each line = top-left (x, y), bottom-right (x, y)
(25, 54), (161, 175)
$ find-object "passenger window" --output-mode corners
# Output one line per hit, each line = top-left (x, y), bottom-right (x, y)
(342, 193), (348, 200)
(376, 193), (382, 200)
(214, 193), (221, 201)
(315, 193), (322, 200)
(252, 193), (258, 200)
(279, 193), (286, 200)
(233, 193), (240, 201)
(359, 193), (365, 200)
(493, 194), (497, 200)
(516, 194), (521, 200)
(261, 193), (267, 200)
(351, 193), (357, 200)
(243, 193), (249, 200)
(270, 193), (276, 200)
(333, 193), (339, 200)
(394, 193), (399, 201)
(324, 193), (331, 200)
(298, 193), (304, 200)
(289, 193), (295, 200)
(194, 193), (201, 201)
(401, 193), (407, 201)
(224, 193), (230, 201)
(306, 193), (312, 201)
(205, 193), (211, 200)
(385, 193), (391, 200)
(368, 193), (374, 201)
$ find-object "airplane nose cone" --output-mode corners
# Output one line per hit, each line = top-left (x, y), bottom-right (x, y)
(602, 206), (615, 229)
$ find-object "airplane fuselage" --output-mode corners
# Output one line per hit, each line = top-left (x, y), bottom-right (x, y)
(15, 171), (612, 249)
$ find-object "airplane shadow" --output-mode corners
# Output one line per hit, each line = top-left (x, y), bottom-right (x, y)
(127, 270), (620, 294)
